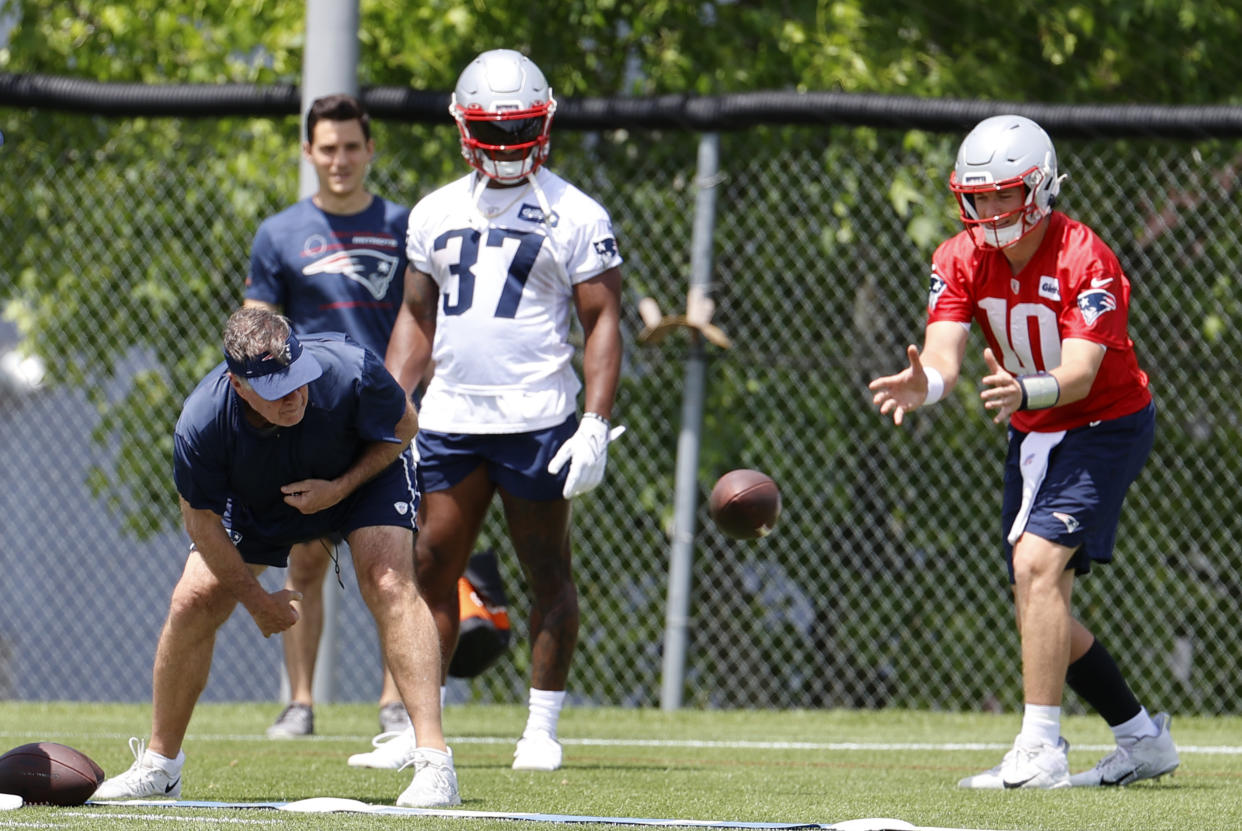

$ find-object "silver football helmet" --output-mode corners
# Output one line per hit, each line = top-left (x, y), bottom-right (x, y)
(949, 114), (1060, 248)
(450, 49), (556, 184)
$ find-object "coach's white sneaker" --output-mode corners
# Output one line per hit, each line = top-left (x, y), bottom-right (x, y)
(92, 738), (183, 800)
(958, 736), (1070, 789)
(348, 726), (417, 769)
(1071, 712), (1179, 786)
(396, 747), (460, 808)
(512, 733), (563, 771)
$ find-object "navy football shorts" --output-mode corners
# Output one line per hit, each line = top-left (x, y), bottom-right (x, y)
(415, 415), (577, 503)
(213, 448), (420, 568)
(1001, 401), (1155, 581)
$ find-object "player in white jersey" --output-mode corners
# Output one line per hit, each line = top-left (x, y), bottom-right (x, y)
(387, 49), (623, 772)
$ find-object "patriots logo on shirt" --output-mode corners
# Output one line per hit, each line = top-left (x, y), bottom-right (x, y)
(303, 249), (399, 300)
(593, 237), (619, 259)
(1077, 288), (1117, 326)
(928, 268), (947, 311)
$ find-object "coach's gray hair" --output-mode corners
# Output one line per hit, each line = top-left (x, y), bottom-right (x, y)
(223, 307), (294, 364)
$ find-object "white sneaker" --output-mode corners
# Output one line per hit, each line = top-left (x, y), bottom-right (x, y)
(348, 727), (417, 770)
(512, 734), (563, 771)
(396, 747), (461, 808)
(92, 738), (183, 800)
(1070, 712), (1180, 786)
(958, 736), (1070, 789)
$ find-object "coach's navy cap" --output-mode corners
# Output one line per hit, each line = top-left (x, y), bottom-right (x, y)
(225, 332), (323, 401)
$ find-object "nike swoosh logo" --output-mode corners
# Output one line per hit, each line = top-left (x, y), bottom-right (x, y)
(1090, 277), (1114, 287)
(165, 778), (180, 794)
(1003, 776), (1037, 789)
(1100, 770), (1136, 786)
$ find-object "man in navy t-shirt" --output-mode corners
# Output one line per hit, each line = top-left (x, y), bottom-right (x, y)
(245, 93), (413, 739)
(92, 307), (460, 808)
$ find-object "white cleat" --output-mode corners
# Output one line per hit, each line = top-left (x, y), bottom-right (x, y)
(92, 738), (183, 800)
(958, 736), (1070, 789)
(1071, 712), (1180, 786)
(348, 727), (417, 770)
(396, 747), (461, 808)
(512, 733), (563, 771)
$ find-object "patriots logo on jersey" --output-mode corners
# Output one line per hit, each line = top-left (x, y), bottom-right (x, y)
(928, 268), (947, 311)
(518, 203), (560, 226)
(593, 237), (619, 259)
(303, 249), (399, 300)
(1077, 288), (1117, 326)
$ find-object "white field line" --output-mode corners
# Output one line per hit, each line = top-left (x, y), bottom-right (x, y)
(3, 730), (1240, 756)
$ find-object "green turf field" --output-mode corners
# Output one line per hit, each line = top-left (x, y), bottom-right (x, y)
(0, 702), (1237, 831)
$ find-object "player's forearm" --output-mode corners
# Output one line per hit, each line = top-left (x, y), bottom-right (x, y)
(580, 334), (621, 419)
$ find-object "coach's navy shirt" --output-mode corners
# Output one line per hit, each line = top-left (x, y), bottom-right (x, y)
(173, 333), (406, 541)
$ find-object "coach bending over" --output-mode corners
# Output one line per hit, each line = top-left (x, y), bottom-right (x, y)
(93, 306), (459, 808)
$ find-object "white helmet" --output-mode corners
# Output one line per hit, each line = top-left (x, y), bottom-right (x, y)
(450, 49), (556, 184)
(949, 114), (1060, 248)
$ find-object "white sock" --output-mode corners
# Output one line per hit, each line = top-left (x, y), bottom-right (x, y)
(522, 688), (566, 739)
(1111, 707), (1159, 743)
(1018, 703), (1062, 747)
(144, 747), (184, 773)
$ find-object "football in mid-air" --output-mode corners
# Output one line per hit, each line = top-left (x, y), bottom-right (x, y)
(709, 469), (781, 539)
(0, 742), (105, 806)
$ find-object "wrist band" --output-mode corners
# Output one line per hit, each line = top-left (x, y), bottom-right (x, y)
(1018, 373), (1060, 410)
(923, 366), (945, 405)
(583, 411), (610, 427)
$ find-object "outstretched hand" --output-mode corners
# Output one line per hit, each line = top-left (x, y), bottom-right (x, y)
(980, 348), (1021, 424)
(868, 345), (929, 426)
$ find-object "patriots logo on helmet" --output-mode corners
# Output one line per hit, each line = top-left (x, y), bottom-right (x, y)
(928, 268), (947, 311)
(1077, 288), (1117, 326)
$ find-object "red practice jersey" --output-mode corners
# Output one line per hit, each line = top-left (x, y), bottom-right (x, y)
(927, 211), (1151, 433)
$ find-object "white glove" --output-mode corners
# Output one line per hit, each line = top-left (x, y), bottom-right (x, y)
(547, 414), (625, 499)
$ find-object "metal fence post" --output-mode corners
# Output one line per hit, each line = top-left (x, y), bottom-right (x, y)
(287, 0), (360, 705)
(660, 132), (720, 711)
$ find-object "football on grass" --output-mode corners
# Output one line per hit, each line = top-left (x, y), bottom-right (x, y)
(709, 469), (781, 539)
(0, 742), (104, 806)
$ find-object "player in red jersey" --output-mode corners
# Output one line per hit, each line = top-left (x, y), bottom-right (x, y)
(869, 115), (1178, 789)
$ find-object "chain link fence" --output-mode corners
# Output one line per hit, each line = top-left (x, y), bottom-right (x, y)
(1, 109), (1239, 716)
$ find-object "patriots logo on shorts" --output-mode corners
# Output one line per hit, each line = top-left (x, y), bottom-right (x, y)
(1077, 288), (1117, 326)
(928, 268), (947, 311)
(593, 237), (618, 259)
